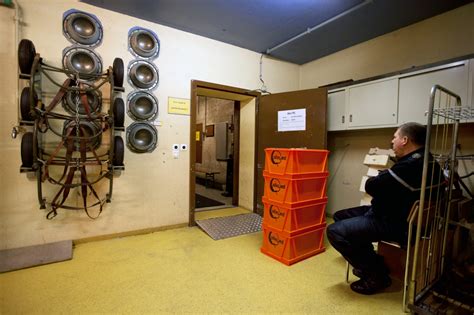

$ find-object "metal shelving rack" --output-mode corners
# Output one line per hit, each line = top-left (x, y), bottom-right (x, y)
(404, 85), (474, 314)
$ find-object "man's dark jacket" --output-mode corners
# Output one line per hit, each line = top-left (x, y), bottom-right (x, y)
(365, 147), (443, 229)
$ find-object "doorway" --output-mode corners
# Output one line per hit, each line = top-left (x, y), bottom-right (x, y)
(189, 80), (260, 226)
(194, 96), (236, 210)
(189, 82), (328, 226)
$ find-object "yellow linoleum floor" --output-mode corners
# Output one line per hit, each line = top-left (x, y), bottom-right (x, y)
(1, 208), (405, 314)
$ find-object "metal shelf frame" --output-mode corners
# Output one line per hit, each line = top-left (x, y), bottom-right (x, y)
(405, 85), (474, 313)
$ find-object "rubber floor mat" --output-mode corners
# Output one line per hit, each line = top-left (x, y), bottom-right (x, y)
(196, 213), (262, 240)
(0, 240), (72, 273)
(195, 194), (225, 208)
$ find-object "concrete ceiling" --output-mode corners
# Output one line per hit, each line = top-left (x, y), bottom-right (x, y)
(82, 0), (472, 65)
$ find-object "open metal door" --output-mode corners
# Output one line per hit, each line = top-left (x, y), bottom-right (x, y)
(255, 88), (327, 214)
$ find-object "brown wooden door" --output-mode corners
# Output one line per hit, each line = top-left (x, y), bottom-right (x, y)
(196, 123), (203, 164)
(255, 88), (327, 214)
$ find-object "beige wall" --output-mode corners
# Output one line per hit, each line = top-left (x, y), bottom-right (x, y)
(0, 0), (299, 249)
(238, 98), (256, 210)
(2, 1), (473, 249)
(300, 3), (474, 89)
(300, 3), (474, 214)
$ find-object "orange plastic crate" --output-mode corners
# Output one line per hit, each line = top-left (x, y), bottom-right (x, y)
(261, 223), (326, 265)
(263, 171), (328, 203)
(264, 148), (329, 175)
(262, 197), (327, 236)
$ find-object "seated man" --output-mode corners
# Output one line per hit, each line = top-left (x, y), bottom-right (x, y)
(327, 122), (443, 295)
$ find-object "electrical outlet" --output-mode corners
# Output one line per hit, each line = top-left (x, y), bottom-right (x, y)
(180, 144), (188, 151)
(172, 144), (180, 159)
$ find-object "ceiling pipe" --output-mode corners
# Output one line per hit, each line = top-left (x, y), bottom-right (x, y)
(266, 0), (373, 55)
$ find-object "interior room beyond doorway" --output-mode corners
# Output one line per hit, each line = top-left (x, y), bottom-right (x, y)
(189, 81), (259, 226)
(195, 96), (235, 211)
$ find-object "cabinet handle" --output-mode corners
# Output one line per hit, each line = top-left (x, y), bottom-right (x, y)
(349, 114), (353, 122)
(342, 115), (345, 123)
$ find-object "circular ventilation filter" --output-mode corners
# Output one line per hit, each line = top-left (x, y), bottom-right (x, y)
(63, 46), (103, 79)
(126, 122), (157, 153)
(63, 10), (103, 47)
(127, 60), (159, 90)
(128, 27), (160, 59)
(62, 82), (102, 116)
(63, 120), (102, 151)
(127, 91), (158, 121)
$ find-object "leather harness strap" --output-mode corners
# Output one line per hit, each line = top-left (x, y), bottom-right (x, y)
(47, 165), (76, 219)
(79, 83), (92, 118)
(45, 79), (72, 112)
(78, 82), (109, 122)
(43, 79), (108, 219)
(42, 126), (74, 183)
(46, 123), (104, 220)
(38, 79), (72, 133)
(77, 136), (103, 219)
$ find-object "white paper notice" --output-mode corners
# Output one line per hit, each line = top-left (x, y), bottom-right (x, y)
(277, 108), (306, 132)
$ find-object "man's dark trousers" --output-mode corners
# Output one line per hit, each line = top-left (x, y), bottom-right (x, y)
(326, 205), (405, 277)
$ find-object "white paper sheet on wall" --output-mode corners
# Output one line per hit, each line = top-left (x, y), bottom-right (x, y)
(277, 108), (306, 132)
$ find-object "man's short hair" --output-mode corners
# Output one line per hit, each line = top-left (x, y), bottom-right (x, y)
(398, 122), (426, 146)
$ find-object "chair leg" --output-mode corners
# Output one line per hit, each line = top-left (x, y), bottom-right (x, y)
(346, 261), (350, 283)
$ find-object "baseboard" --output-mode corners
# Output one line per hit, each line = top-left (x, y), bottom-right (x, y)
(72, 223), (189, 245)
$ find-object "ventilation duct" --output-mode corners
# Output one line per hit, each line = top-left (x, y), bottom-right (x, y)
(63, 9), (103, 47)
(128, 60), (159, 90)
(62, 46), (103, 78)
(126, 122), (158, 153)
(129, 27), (160, 60)
(127, 91), (159, 121)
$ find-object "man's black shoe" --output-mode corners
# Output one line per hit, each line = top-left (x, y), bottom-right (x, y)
(350, 276), (392, 295)
(352, 266), (389, 279)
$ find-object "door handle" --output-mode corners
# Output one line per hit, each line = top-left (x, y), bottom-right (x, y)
(349, 114), (352, 122)
(342, 115), (345, 123)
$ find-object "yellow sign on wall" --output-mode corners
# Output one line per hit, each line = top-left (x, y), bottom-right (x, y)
(168, 97), (190, 115)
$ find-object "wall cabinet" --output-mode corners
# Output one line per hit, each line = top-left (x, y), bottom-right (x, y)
(327, 90), (346, 131)
(327, 58), (473, 131)
(327, 78), (398, 130)
(347, 78), (398, 128)
(398, 61), (469, 125)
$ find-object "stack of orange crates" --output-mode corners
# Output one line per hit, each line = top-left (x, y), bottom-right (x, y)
(260, 148), (329, 265)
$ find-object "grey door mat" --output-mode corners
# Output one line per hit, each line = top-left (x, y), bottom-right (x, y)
(0, 240), (73, 273)
(196, 213), (262, 240)
(195, 193), (225, 208)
